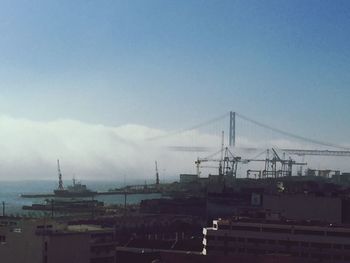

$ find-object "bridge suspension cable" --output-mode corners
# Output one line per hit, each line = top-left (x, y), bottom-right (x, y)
(146, 112), (229, 141)
(236, 112), (350, 151)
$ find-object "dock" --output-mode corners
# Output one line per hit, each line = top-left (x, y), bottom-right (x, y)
(20, 190), (160, 198)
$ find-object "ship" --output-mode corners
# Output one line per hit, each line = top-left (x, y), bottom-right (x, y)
(54, 160), (97, 197)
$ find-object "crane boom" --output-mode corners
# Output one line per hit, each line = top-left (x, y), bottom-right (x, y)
(281, 149), (350, 157)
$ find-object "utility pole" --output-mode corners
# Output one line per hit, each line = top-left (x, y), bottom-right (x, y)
(124, 192), (127, 216)
(123, 174), (127, 217)
(91, 196), (95, 219)
(51, 199), (54, 218)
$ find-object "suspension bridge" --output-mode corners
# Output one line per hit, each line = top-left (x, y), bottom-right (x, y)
(148, 111), (350, 152)
(146, 111), (350, 178)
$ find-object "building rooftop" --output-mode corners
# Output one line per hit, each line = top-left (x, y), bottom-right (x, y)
(67, 224), (112, 233)
(214, 217), (350, 231)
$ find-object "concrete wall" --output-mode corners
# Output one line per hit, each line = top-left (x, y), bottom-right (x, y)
(47, 234), (90, 263)
(0, 222), (43, 263)
(263, 194), (342, 223)
(0, 220), (115, 263)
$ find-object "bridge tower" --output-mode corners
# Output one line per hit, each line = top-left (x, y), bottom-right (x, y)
(229, 111), (236, 147)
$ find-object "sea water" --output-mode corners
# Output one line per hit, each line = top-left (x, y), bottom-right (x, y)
(0, 180), (161, 216)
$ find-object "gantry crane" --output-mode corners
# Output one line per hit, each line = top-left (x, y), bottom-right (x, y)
(195, 147), (242, 177)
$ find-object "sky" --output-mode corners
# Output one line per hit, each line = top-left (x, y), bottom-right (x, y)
(0, 0), (349, 180)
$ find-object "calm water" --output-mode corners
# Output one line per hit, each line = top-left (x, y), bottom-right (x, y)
(0, 180), (161, 216)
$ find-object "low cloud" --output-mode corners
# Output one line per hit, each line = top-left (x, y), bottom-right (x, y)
(0, 116), (207, 182)
(0, 115), (348, 182)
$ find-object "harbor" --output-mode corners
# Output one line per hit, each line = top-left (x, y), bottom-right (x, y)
(3, 116), (350, 263)
(1, 1), (349, 262)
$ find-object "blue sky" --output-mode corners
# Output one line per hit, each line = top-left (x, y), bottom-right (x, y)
(0, 0), (350, 143)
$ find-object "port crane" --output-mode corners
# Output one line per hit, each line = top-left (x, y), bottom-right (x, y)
(265, 148), (307, 178)
(155, 161), (160, 187)
(195, 147), (242, 177)
(278, 148), (350, 176)
(195, 132), (243, 177)
(196, 147), (308, 179)
(242, 148), (307, 179)
(57, 159), (64, 190)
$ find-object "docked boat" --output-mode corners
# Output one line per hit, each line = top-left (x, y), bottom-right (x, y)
(54, 178), (97, 197)
(54, 160), (97, 197)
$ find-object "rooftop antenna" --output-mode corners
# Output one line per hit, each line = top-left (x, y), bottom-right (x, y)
(57, 159), (64, 190)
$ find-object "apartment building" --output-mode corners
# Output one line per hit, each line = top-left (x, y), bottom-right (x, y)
(203, 217), (350, 263)
(0, 218), (115, 263)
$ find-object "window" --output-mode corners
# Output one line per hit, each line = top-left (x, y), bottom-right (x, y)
(205, 235), (215, 241)
(228, 236), (236, 242)
(333, 255), (342, 260)
(343, 244), (350, 250)
(206, 246), (216, 251)
(237, 237), (245, 243)
(246, 248), (263, 254)
(238, 248), (245, 253)
(327, 231), (350, 238)
(279, 240), (298, 247)
(310, 243), (331, 249)
(333, 244), (342, 249)
(12, 228), (21, 233)
(90, 257), (115, 263)
(300, 242), (309, 247)
(247, 238), (264, 244)
(262, 227), (291, 234)
(231, 225), (260, 232)
(294, 229), (324, 236)
(0, 235), (6, 243)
